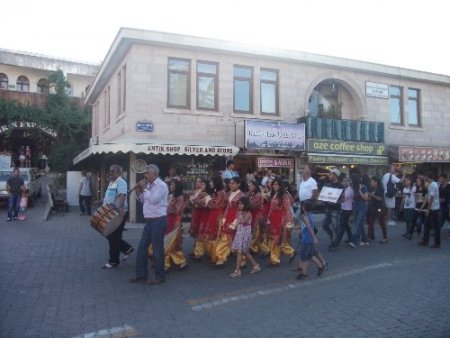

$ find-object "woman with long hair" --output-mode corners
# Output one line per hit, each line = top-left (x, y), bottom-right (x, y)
(408, 176), (427, 237)
(164, 179), (187, 270)
(367, 175), (388, 243)
(267, 177), (295, 266)
(400, 175), (416, 240)
(188, 178), (204, 240)
(215, 176), (243, 267)
(350, 173), (369, 246)
(248, 180), (270, 255)
(204, 176), (227, 263)
(192, 178), (213, 260)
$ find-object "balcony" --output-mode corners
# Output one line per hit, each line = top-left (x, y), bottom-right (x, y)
(0, 89), (83, 109)
(298, 116), (385, 143)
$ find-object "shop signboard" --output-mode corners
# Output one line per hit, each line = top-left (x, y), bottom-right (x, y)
(0, 155), (11, 169)
(245, 120), (305, 151)
(136, 121), (153, 132)
(308, 154), (388, 165)
(399, 146), (450, 162)
(307, 139), (387, 156)
(365, 81), (389, 99)
(257, 157), (294, 168)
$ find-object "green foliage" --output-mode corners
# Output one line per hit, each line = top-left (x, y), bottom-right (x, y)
(0, 70), (91, 171)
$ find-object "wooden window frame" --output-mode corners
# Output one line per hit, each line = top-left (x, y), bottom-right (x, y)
(389, 85), (404, 126)
(167, 57), (191, 109)
(260, 68), (279, 115)
(233, 65), (253, 114)
(407, 88), (421, 127)
(196, 60), (218, 111)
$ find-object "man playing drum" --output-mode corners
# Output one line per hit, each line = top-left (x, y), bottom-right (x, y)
(101, 164), (134, 269)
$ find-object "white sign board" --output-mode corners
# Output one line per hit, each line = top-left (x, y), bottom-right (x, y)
(0, 155), (11, 169)
(365, 81), (389, 99)
(318, 186), (343, 203)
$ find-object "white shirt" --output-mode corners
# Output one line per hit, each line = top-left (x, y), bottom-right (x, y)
(79, 176), (92, 196)
(298, 177), (318, 202)
(382, 173), (401, 195)
(402, 186), (416, 209)
(428, 181), (440, 210)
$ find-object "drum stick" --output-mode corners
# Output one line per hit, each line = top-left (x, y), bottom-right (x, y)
(128, 179), (147, 194)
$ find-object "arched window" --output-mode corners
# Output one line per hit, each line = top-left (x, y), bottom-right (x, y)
(16, 76), (30, 92)
(65, 82), (73, 96)
(37, 78), (49, 94)
(0, 73), (8, 90)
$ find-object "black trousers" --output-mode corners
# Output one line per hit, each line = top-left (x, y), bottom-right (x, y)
(106, 212), (132, 264)
(79, 195), (92, 215)
(423, 210), (440, 246)
(332, 210), (353, 246)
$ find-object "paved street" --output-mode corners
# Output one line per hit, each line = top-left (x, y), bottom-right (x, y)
(1, 185), (450, 338)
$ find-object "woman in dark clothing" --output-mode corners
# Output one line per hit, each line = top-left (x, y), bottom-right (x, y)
(367, 176), (388, 243)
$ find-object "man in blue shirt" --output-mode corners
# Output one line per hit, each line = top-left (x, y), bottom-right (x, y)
(221, 160), (239, 180)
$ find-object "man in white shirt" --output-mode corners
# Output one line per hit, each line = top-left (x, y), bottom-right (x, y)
(298, 165), (318, 204)
(382, 165), (401, 226)
(419, 172), (441, 248)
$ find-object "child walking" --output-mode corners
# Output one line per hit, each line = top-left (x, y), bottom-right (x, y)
(18, 191), (28, 221)
(296, 200), (327, 280)
(230, 197), (262, 278)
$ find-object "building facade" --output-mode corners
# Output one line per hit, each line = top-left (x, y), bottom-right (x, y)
(76, 28), (450, 222)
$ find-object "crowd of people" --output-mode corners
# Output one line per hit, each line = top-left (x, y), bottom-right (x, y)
(97, 162), (449, 286)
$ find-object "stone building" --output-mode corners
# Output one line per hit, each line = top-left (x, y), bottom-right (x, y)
(74, 28), (450, 222)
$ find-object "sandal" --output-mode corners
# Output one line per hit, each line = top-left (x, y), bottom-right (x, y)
(250, 265), (261, 274)
(230, 270), (241, 278)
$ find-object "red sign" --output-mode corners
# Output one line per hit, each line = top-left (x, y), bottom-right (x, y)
(257, 157), (294, 168)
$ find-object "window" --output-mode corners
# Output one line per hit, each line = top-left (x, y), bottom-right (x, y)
(168, 58), (190, 108)
(104, 87), (110, 128)
(233, 66), (253, 113)
(197, 61), (218, 110)
(0, 73), (8, 90)
(16, 76), (30, 92)
(407, 88), (420, 126)
(37, 78), (49, 94)
(390, 85), (403, 125)
(260, 69), (278, 114)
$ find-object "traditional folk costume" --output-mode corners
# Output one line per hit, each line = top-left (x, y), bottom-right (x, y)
(249, 191), (270, 255)
(189, 190), (209, 255)
(268, 193), (295, 265)
(215, 190), (243, 266)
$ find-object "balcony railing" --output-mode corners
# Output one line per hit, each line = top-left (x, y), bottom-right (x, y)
(0, 89), (83, 109)
(298, 116), (385, 143)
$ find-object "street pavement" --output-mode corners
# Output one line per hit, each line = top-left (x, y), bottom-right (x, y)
(1, 182), (450, 338)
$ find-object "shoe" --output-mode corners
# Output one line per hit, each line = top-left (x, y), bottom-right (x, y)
(250, 265), (261, 274)
(429, 244), (440, 249)
(13, 217), (18, 221)
(348, 242), (356, 248)
(101, 262), (118, 269)
(289, 251), (297, 263)
(147, 278), (166, 285)
(128, 276), (146, 283)
(379, 239), (388, 244)
(178, 263), (187, 271)
(296, 273), (308, 280)
(123, 247), (134, 261)
(317, 265), (326, 276)
(6, 218), (12, 222)
(359, 241), (369, 246)
(387, 220), (396, 226)
(230, 270), (241, 278)
(417, 241), (428, 246)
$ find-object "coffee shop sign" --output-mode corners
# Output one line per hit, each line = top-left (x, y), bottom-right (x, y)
(0, 121), (57, 137)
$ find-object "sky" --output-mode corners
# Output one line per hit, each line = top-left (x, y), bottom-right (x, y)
(2, 0), (450, 76)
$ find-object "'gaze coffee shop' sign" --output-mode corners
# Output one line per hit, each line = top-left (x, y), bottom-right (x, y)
(245, 120), (305, 151)
(307, 139), (388, 165)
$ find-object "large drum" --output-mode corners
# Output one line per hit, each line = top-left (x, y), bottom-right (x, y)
(90, 204), (122, 237)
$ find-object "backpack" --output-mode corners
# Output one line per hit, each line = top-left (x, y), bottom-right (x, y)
(385, 174), (396, 198)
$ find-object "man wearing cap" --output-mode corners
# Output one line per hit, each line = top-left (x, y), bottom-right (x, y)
(321, 168), (343, 246)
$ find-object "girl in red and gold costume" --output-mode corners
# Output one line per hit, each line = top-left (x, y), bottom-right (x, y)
(215, 176), (243, 267)
(164, 179), (187, 271)
(192, 178), (215, 259)
(189, 178), (209, 257)
(267, 177), (295, 266)
(248, 181), (270, 255)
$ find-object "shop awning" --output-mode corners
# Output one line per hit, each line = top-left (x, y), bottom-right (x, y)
(389, 145), (450, 163)
(308, 153), (388, 165)
(73, 137), (240, 165)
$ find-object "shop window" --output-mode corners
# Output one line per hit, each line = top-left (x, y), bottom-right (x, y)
(407, 88), (420, 127)
(37, 78), (49, 94)
(0, 73), (8, 90)
(16, 75), (30, 92)
(389, 85), (403, 125)
(260, 68), (278, 115)
(197, 61), (218, 111)
(168, 58), (190, 108)
(233, 65), (253, 113)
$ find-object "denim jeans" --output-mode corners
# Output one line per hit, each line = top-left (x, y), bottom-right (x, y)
(8, 194), (21, 218)
(322, 209), (340, 242)
(79, 195), (92, 215)
(332, 210), (353, 246)
(352, 201), (368, 244)
(423, 210), (440, 246)
(136, 216), (167, 280)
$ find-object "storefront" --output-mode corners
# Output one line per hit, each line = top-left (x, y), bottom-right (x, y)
(235, 119), (305, 183)
(390, 145), (450, 176)
(306, 139), (389, 179)
(73, 137), (239, 222)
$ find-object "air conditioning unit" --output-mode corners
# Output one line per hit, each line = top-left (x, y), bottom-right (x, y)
(89, 136), (99, 146)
